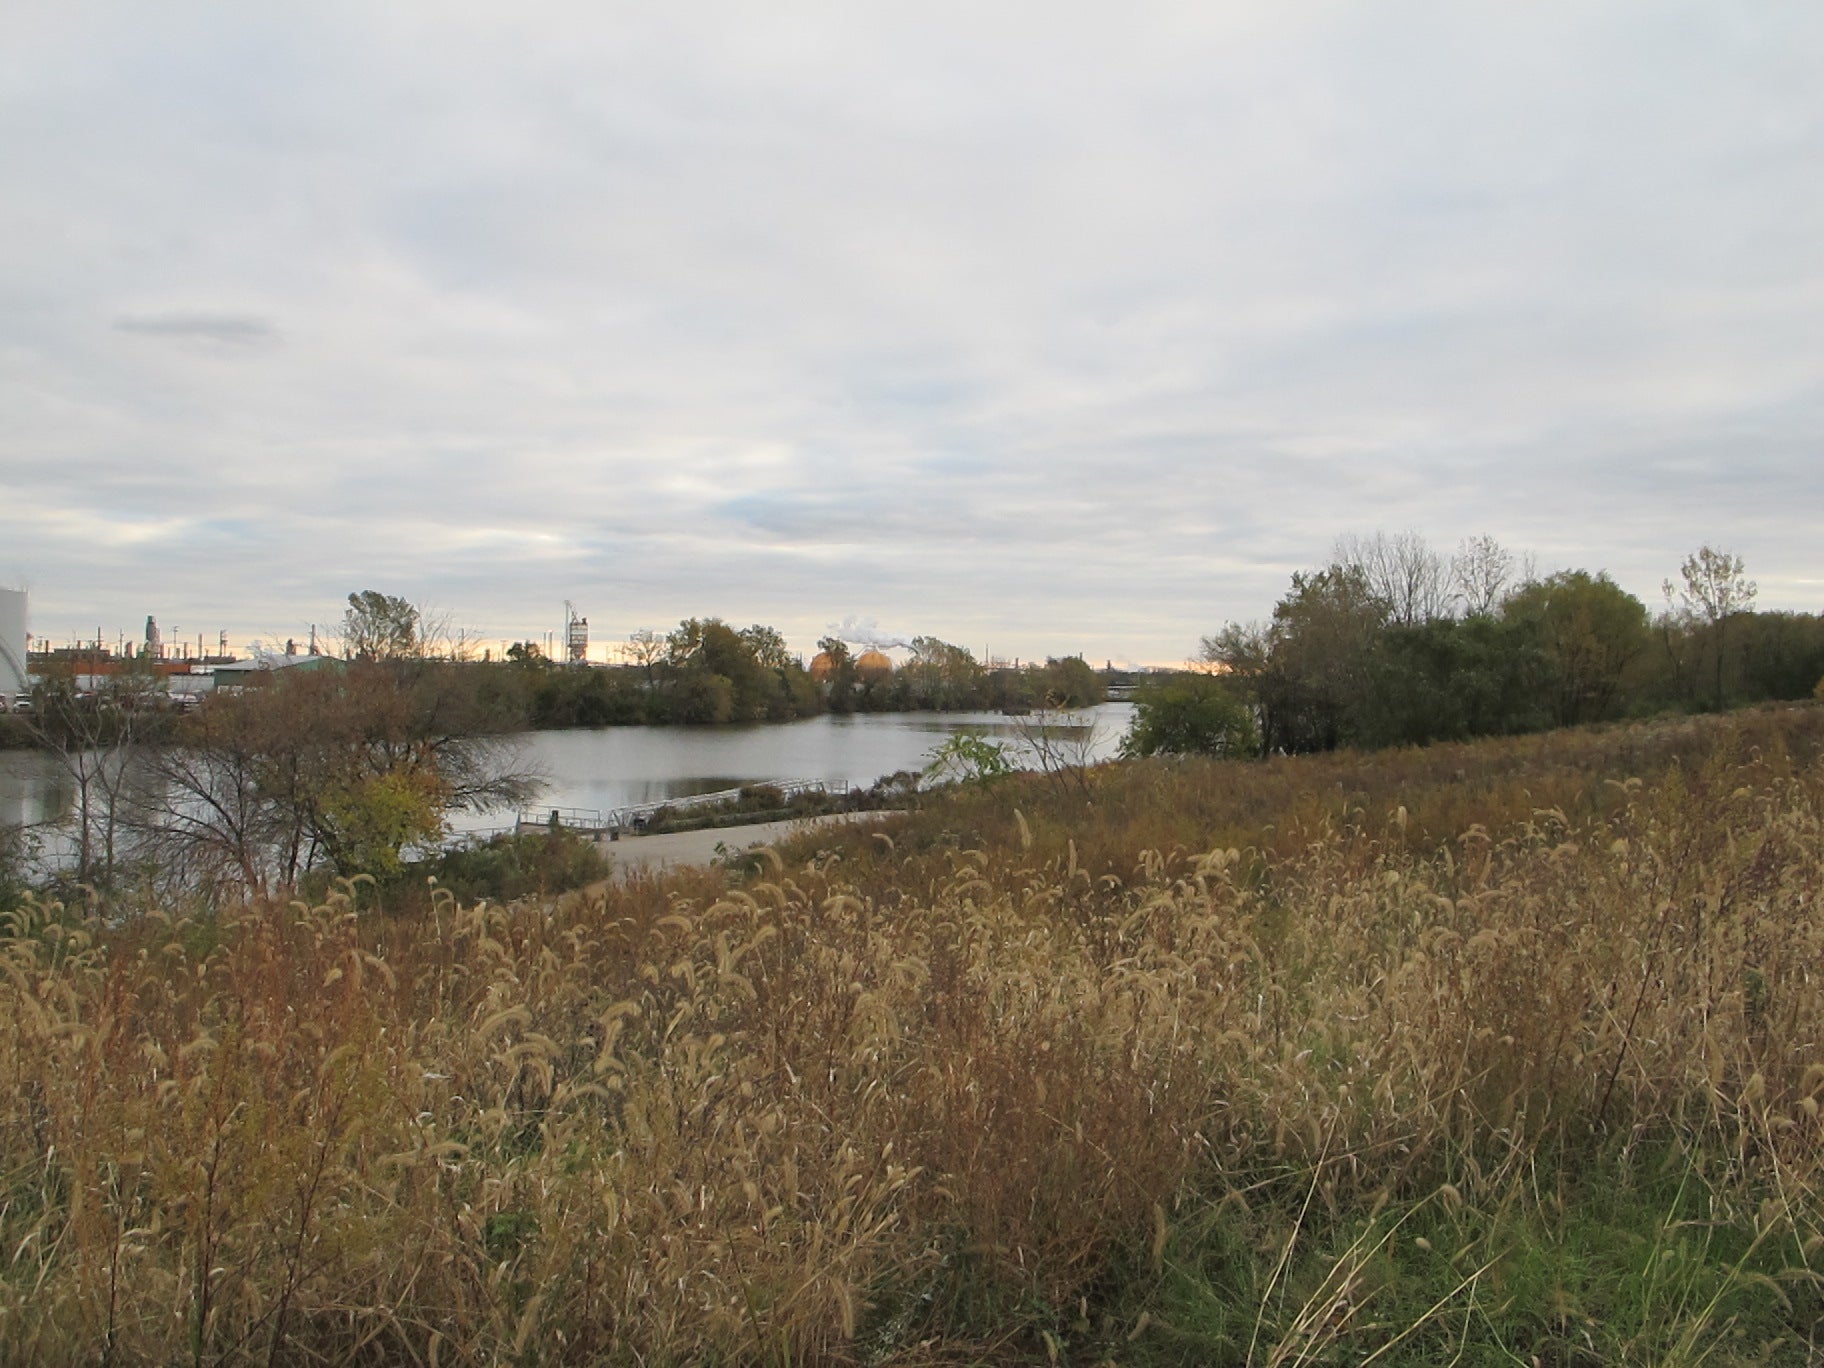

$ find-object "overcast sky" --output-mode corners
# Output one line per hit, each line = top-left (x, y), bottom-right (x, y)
(3, 2), (1820, 665)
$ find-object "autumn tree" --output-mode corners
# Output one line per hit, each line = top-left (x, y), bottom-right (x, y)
(1664, 546), (1757, 709)
(900, 637), (984, 710)
(132, 664), (537, 897)
(1038, 655), (1106, 709)
(341, 590), (423, 661)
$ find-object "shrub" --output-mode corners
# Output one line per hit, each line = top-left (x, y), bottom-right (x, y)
(418, 828), (610, 905)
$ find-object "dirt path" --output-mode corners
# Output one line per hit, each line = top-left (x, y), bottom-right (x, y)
(594, 810), (894, 881)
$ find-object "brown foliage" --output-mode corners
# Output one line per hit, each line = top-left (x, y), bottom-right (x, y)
(3, 707), (1824, 1361)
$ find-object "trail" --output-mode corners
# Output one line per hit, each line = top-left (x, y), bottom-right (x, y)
(592, 810), (894, 881)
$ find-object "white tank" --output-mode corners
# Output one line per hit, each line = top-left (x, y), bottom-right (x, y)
(0, 588), (24, 698)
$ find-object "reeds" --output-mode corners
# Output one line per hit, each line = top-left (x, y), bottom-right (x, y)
(3, 707), (1823, 1363)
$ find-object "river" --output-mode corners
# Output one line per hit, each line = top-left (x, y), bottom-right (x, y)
(0, 704), (1137, 849)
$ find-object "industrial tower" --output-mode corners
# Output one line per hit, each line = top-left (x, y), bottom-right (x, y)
(565, 602), (589, 664)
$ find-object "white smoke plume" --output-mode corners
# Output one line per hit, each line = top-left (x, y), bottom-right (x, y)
(825, 616), (913, 650)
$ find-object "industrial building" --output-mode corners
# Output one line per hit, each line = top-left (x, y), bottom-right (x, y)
(0, 588), (26, 702)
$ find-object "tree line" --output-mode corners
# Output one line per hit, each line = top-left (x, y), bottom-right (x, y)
(1132, 533), (1824, 759)
(505, 619), (1106, 728)
(1, 592), (1108, 901)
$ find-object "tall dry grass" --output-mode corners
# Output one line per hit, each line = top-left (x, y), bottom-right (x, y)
(2, 707), (1823, 1363)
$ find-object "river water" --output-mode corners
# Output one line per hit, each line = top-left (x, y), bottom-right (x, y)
(0, 704), (1136, 846)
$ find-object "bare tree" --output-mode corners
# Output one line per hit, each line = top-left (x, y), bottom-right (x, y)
(132, 665), (539, 899)
(624, 629), (665, 689)
(1333, 531), (1454, 626)
(24, 659), (164, 888)
(1451, 534), (1517, 617)
(129, 696), (290, 898)
(1008, 705), (1106, 803)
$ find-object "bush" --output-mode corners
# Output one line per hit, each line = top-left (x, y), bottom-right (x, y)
(415, 829), (610, 906)
(1122, 671), (1259, 757)
(0, 823), (35, 915)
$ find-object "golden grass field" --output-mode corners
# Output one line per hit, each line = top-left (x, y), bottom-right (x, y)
(5, 706), (1824, 1364)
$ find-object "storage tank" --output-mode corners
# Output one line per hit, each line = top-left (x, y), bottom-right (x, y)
(856, 648), (893, 679)
(0, 588), (25, 699)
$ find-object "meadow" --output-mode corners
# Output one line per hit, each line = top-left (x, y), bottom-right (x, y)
(4, 705), (1824, 1364)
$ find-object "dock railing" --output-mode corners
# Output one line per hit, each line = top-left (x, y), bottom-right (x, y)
(517, 779), (848, 836)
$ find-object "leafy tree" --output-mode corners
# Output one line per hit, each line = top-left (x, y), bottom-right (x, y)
(986, 667), (1038, 715)
(900, 637), (985, 711)
(1039, 655), (1106, 709)
(1217, 563), (1386, 752)
(318, 767), (447, 878)
(815, 636), (858, 714)
(1663, 546), (1756, 709)
(664, 617), (712, 669)
(1353, 616), (1548, 747)
(1122, 673), (1258, 758)
(673, 619), (798, 721)
(663, 670), (736, 725)
(526, 665), (644, 727)
(923, 732), (1016, 788)
(1736, 611), (1824, 701)
(779, 666), (822, 719)
(1503, 571), (1649, 726)
(738, 624), (792, 670)
(342, 590), (423, 661)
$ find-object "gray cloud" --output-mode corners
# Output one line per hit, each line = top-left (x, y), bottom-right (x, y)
(113, 312), (279, 346)
(2, 3), (1821, 662)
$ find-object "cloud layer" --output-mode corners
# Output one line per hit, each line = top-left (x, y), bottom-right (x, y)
(4, 3), (1820, 663)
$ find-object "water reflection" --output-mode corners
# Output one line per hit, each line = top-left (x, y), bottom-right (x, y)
(494, 705), (1133, 829)
(0, 704), (1137, 845)
(0, 750), (75, 829)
